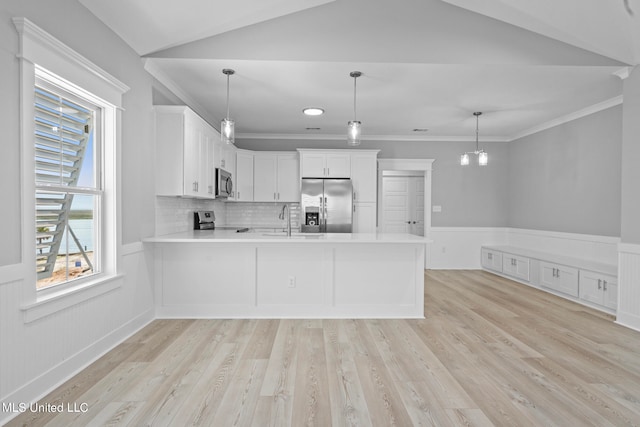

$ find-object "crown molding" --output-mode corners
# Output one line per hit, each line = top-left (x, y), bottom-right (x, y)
(507, 95), (623, 142)
(143, 58), (216, 128)
(613, 66), (633, 80)
(236, 133), (509, 142)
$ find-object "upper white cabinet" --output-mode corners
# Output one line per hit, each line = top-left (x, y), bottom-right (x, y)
(253, 152), (299, 202)
(351, 152), (378, 202)
(235, 150), (254, 202)
(155, 105), (216, 199)
(299, 150), (351, 178)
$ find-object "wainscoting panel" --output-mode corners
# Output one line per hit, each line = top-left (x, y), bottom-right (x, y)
(617, 243), (640, 332)
(0, 243), (154, 426)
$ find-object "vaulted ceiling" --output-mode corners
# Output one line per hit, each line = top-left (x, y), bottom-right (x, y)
(79, 0), (637, 142)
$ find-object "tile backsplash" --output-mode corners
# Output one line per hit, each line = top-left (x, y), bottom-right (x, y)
(225, 202), (300, 230)
(155, 197), (300, 235)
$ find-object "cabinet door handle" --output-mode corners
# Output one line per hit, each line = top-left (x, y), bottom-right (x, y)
(597, 279), (602, 289)
(488, 253), (492, 260)
(353, 191), (357, 201)
(327, 168), (330, 176)
(323, 167), (326, 176)
(603, 280), (607, 291)
(238, 191), (240, 199)
(353, 205), (356, 212)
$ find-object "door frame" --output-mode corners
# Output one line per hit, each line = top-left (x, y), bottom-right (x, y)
(377, 158), (435, 268)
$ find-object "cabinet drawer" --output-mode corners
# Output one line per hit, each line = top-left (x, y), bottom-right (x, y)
(481, 248), (503, 272)
(502, 253), (530, 282)
(540, 262), (579, 297)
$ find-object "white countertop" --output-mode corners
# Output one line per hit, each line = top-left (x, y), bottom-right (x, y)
(144, 229), (432, 244)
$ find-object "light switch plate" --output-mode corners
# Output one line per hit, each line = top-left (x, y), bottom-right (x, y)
(432, 205), (442, 213)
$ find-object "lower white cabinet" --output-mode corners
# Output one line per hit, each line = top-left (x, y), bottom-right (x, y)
(502, 253), (530, 282)
(540, 261), (579, 297)
(579, 271), (617, 310)
(481, 246), (617, 313)
(353, 202), (376, 233)
(481, 248), (503, 272)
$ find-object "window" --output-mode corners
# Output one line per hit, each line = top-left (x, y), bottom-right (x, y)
(14, 17), (128, 307)
(34, 74), (103, 289)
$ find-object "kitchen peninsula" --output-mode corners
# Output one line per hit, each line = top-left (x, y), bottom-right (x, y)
(145, 230), (428, 318)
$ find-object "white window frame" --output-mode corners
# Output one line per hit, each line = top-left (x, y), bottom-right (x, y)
(14, 17), (129, 320)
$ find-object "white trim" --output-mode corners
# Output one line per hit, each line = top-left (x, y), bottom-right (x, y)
(143, 58), (213, 127)
(613, 67), (633, 80)
(21, 275), (123, 323)
(14, 17), (125, 308)
(508, 227), (621, 245)
(237, 132), (508, 142)
(508, 96), (623, 141)
(619, 242), (640, 255)
(0, 309), (154, 427)
(13, 17), (129, 107)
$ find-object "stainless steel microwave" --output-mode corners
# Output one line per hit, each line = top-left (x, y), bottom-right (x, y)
(215, 168), (233, 198)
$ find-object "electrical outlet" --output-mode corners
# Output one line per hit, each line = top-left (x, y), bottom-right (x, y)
(288, 276), (296, 288)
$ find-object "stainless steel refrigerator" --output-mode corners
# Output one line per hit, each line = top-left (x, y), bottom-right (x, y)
(300, 179), (353, 233)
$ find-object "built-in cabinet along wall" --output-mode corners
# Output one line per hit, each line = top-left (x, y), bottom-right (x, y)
(481, 245), (618, 314)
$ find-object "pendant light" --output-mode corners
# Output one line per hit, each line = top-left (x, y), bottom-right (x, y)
(221, 68), (235, 145)
(347, 71), (362, 146)
(460, 112), (488, 166)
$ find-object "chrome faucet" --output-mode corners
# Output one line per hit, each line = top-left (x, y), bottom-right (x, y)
(279, 204), (291, 236)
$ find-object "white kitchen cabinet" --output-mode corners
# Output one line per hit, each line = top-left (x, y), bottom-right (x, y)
(299, 150), (351, 178)
(579, 270), (617, 310)
(353, 202), (377, 233)
(351, 151), (378, 202)
(235, 150), (254, 201)
(481, 248), (503, 272)
(502, 253), (530, 282)
(253, 152), (299, 202)
(540, 261), (579, 297)
(155, 105), (215, 199)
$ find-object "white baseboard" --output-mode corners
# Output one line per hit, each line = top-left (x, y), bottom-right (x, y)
(0, 308), (154, 426)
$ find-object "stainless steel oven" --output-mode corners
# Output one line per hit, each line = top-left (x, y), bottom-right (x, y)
(215, 168), (233, 198)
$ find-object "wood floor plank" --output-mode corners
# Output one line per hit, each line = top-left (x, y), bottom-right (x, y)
(7, 270), (640, 426)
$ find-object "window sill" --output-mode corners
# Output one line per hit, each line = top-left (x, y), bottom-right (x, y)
(21, 274), (123, 323)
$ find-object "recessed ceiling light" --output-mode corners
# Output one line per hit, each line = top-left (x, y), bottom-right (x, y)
(303, 107), (324, 116)
(413, 128), (429, 132)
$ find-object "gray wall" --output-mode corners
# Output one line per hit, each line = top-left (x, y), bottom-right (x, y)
(237, 138), (510, 227)
(0, 0), (159, 267)
(507, 105), (622, 236)
(621, 69), (640, 244)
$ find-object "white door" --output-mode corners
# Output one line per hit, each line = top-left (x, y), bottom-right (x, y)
(382, 176), (424, 235)
(409, 177), (424, 236)
(382, 176), (409, 233)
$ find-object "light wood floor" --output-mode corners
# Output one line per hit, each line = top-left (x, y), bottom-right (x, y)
(7, 270), (640, 426)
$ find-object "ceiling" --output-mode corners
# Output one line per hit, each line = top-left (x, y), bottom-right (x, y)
(79, 0), (638, 142)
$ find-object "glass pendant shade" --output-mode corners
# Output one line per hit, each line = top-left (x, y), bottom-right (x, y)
(478, 151), (488, 166)
(460, 153), (470, 166)
(221, 118), (235, 145)
(221, 68), (235, 145)
(347, 120), (361, 146)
